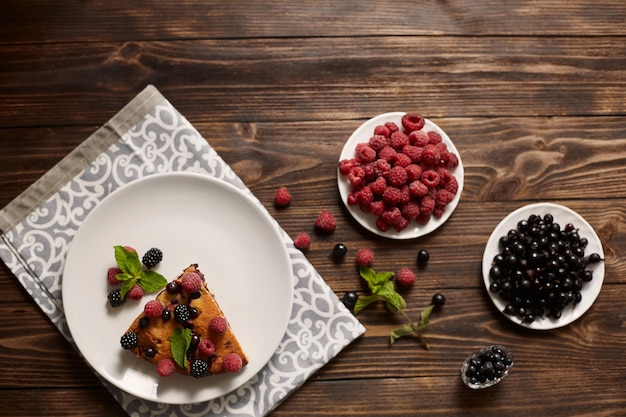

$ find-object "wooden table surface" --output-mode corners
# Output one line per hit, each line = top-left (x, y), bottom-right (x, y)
(2, 2), (626, 416)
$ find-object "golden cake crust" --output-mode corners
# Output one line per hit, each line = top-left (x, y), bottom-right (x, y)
(124, 264), (248, 376)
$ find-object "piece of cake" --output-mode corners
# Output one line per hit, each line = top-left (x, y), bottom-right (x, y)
(119, 264), (248, 378)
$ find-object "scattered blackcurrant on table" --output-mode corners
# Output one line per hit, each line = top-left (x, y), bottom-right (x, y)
(417, 249), (430, 266)
(432, 293), (446, 307)
(331, 243), (348, 260)
(342, 291), (358, 309)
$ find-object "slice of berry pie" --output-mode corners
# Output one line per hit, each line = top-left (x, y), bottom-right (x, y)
(120, 264), (248, 378)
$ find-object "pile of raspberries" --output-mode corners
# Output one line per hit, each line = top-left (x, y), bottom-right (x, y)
(339, 113), (459, 233)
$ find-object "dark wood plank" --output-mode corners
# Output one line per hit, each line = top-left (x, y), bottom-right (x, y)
(2, 36), (626, 128)
(2, 0), (626, 45)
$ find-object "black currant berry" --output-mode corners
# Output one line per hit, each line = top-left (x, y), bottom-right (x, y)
(432, 293), (446, 307)
(417, 249), (430, 266)
(331, 243), (348, 260)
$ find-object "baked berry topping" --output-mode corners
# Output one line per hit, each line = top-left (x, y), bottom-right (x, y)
(144, 300), (164, 318)
(223, 353), (243, 373)
(190, 359), (209, 378)
(181, 272), (203, 294)
(174, 304), (190, 323)
(198, 339), (216, 356)
(209, 316), (227, 334)
(157, 358), (176, 377)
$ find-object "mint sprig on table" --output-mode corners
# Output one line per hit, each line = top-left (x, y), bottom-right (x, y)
(113, 245), (167, 298)
(354, 266), (434, 349)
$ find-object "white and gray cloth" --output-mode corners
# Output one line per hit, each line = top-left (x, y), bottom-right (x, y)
(0, 85), (365, 417)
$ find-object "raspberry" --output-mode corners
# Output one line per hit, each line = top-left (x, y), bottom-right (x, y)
(422, 144), (441, 166)
(209, 316), (228, 334)
(142, 247), (163, 269)
(368, 134), (388, 151)
(223, 353), (243, 373)
(348, 166), (365, 187)
(445, 176), (459, 195)
(409, 180), (428, 197)
(445, 152), (459, 168)
(394, 216), (410, 232)
(358, 186), (374, 206)
(373, 125), (390, 138)
(127, 284), (144, 300)
(107, 267), (123, 285)
(293, 232), (311, 251)
(378, 145), (397, 163)
(427, 131), (443, 144)
(198, 339), (216, 356)
(420, 195), (436, 216)
(388, 166), (408, 187)
(421, 170), (440, 188)
(274, 186), (292, 207)
(370, 176), (387, 195)
(401, 113), (425, 132)
(381, 206), (402, 225)
(356, 144), (377, 163)
(382, 186), (402, 205)
(191, 359), (209, 378)
(400, 185), (411, 203)
(181, 272), (203, 294)
(384, 121), (400, 134)
(120, 332), (138, 350)
(373, 159), (391, 177)
(355, 248), (374, 266)
(376, 218), (391, 232)
(436, 189), (455, 204)
(157, 358), (176, 377)
(408, 130), (429, 147)
(401, 201), (421, 220)
(315, 210), (336, 232)
(402, 145), (423, 163)
(107, 289), (126, 307)
(389, 131), (409, 150)
(338, 158), (359, 175)
(396, 267), (416, 287)
(370, 201), (386, 216)
(405, 164), (422, 182)
(123, 246), (137, 254)
(144, 299), (164, 318)
(347, 190), (359, 206)
(394, 153), (412, 167)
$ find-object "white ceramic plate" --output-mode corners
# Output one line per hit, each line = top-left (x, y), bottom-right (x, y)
(337, 112), (464, 239)
(482, 202), (604, 330)
(62, 172), (294, 404)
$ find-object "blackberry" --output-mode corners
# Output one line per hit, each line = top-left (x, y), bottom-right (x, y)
(331, 243), (348, 260)
(174, 304), (190, 323)
(142, 247), (163, 269)
(120, 332), (138, 350)
(190, 358), (209, 378)
(107, 289), (126, 307)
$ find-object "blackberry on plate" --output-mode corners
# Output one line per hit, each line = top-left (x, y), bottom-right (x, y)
(120, 332), (138, 350)
(107, 289), (126, 307)
(190, 358), (209, 378)
(461, 345), (513, 389)
(142, 247), (163, 269)
(174, 304), (190, 323)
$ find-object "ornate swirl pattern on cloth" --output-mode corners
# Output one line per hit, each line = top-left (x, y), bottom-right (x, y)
(0, 86), (365, 416)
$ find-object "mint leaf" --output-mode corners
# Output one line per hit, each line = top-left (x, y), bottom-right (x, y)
(390, 323), (417, 344)
(359, 266), (394, 294)
(138, 270), (167, 293)
(171, 327), (193, 369)
(416, 304), (434, 330)
(114, 245), (142, 276)
(353, 294), (379, 315)
(120, 277), (137, 298)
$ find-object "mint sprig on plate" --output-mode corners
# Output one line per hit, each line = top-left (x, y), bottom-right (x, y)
(354, 266), (435, 349)
(113, 245), (167, 298)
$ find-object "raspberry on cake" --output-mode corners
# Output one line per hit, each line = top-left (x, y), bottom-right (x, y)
(121, 264), (249, 377)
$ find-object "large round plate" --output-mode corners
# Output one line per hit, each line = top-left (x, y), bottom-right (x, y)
(62, 172), (294, 404)
(337, 112), (464, 239)
(482, 202), (604, 330)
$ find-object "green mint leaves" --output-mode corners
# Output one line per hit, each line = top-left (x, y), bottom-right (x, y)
(113, 245), (167, 298)
(354, 266), (435, 349)
(170, 327), (193, 368)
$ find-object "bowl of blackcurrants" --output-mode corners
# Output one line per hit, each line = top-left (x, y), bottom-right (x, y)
(461, 345), (513, 389)
(482, 203), (605, 330)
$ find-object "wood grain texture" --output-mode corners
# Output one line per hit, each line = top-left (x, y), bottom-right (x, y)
(1, 1), (626, 416)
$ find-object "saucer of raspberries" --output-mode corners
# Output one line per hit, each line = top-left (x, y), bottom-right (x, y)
(337, 112), (464, 239)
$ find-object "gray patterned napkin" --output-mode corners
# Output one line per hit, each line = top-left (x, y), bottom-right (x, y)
(0, 85), (365, 416)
